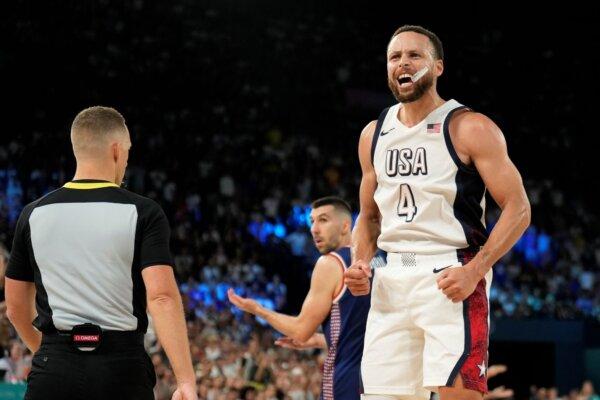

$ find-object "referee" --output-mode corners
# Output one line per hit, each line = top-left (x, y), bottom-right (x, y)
(5, 106), (197, 400)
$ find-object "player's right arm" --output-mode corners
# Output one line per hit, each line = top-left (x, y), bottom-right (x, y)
(346, 121), (380, 295)
(352, 121), (381, 263)
(228, 255), (340, 343)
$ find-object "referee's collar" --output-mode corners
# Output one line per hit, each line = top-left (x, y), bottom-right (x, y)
(64, 180), (119, 190)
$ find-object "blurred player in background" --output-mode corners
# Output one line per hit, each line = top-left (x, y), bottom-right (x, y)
(230, 196), (385, 400)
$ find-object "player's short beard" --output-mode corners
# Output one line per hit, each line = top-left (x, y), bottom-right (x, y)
(317, 238), (340, 255)
(388, 72), (434, 103)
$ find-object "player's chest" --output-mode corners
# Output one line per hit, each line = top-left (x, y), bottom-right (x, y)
(374, 132), (454, 183)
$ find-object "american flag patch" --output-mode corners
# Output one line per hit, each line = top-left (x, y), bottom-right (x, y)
(427, 123), (441, 133)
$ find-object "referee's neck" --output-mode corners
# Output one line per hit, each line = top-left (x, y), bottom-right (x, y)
(72, 167), (116, 184)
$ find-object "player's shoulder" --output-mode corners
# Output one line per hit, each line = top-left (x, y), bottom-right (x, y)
(358, 119), (380, 164)
(359, 120), (378, 143)
(450, 110), (505, 149)
(360, 104), (398, 143)
(315, 253), (345, 274)
(450, 111), (500, 136)
(312, 253), (345, 290)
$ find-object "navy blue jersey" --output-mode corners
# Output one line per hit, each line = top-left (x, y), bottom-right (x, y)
(320, 248), (386, 400)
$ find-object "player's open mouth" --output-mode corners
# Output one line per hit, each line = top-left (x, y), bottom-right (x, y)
(397, 74), (413, 88)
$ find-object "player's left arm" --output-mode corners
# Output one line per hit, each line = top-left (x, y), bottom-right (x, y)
(275, 333), (328, 350)
(464, 113), (531, 276)
(438, 113), (531, 302)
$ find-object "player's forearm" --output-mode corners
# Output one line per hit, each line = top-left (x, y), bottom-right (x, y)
(6, 307), (41, 352)
(255, 307), (315, 343)
(147, 293), (195, 385)
(351, 213), (380, 263)
(473, 197), (531, 278)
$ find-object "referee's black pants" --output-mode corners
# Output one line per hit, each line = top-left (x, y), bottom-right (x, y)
(25, 332), (156, 400)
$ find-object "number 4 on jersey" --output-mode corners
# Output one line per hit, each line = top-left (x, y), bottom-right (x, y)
(397, 183), (417, 222)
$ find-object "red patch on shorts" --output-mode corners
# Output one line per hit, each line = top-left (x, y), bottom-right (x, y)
(458, 278), (489, 393)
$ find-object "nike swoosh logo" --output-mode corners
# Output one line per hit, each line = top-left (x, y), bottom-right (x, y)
(432, 265), (452, 274)
(380, 128), (395, 136)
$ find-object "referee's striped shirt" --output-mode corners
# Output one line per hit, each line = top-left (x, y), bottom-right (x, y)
(6, 180), (174, 333)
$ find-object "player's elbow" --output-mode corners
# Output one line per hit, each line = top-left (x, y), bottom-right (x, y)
(356, 211), (380, 232)
(519, 196), (531, 229)
(291, 319), (316, 343)
(362, 210), (380, 225)
(293, 330), (314, 343)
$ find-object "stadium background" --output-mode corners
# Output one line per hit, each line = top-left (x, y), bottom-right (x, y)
(0, 2), (598, 399)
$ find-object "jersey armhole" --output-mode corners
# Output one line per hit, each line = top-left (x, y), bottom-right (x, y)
(442, 106), (479, 174)
(371, 107), (390, 165)
(327, 252), (347, 302)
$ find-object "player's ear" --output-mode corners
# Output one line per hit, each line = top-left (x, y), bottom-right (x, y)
(435, 59), (444, 77)
(342, 218), (351, 234)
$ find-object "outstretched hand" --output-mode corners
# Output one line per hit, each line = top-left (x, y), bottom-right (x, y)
(484, 364), (512, 400)
(227, 288), (260, 315)
(485, 385), (514, 399)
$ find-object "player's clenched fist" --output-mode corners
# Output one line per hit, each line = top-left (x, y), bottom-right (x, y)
(344, 259), (371, 296)
(436, 263), (481, 303)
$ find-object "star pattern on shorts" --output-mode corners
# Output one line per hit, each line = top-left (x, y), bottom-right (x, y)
(478, 360), (486, 377)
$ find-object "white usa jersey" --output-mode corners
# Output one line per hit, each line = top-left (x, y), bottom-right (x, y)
(371, 99), (488, 254)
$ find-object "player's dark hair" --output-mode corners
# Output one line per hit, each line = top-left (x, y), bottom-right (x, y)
(311, 196), (352, 216)
(391, 25), (444, 61)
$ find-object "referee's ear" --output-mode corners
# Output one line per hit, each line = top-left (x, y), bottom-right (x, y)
(111, 142), (120, 163)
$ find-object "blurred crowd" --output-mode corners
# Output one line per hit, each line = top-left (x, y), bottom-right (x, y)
(489, 179), (600, 320)
(527, 381), (600, 400)
(2, 163), (600, 324)
(148, 306), (326, 400)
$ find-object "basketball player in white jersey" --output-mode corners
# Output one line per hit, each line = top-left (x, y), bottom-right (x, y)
(344, 25), (531, 400)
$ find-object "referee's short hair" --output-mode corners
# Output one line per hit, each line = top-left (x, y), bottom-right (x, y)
(71, 106), (128, 156)
(311, 196), (352, 219)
